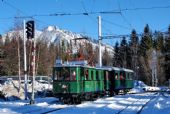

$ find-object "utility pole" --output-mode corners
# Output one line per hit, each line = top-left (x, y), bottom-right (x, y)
(25, 20), (35, 104)
(30, 36), (36, 104)
(23, 20), (28, 100)
(98, 16), (102, 67)
(18, 31), (21, 92)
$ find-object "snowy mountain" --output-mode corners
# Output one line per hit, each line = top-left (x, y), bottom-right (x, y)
(1, 29), (42, 42)
(2, 26), (114, 54)
(39, 26), (114, 54)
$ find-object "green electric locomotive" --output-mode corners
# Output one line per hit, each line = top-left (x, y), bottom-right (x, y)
(53, 60), (105, 103)
(53, 60), (134, 103)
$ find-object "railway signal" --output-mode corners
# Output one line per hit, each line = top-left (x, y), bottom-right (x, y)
(26, 20), (34, 39)
(25, 20), (36, 104)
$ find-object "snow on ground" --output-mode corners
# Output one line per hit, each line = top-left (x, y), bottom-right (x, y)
(0, 80), (170, 114)
(141, 92), (170, 114)
(0, 80), (52, 101)
(0, 92), (170, 114)
(130, 80), (161, 93)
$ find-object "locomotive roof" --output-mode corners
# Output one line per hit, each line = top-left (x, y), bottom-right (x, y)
(54, 64), (95, 69)
(95, 66), (121, 71)
(54, 60), (133, 72)
(121, 68), (134, 73)
(55, 59), (95, 68)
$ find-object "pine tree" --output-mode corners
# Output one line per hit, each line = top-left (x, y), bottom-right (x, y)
(138, 24), (153, 85)
(164, 25), (170, 80)
(139, 24), (153, 57)
(113, 41), (120, 67)
(102, 47), (111, 66)
(154, 31), (164, 51)
(119, 37), (128, 68)
(129, 29), (139, 79)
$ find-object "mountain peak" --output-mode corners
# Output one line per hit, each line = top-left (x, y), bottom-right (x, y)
(45, 26), (58, 32)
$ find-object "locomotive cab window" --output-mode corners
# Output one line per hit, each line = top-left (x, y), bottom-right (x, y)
(54, 67), (70, 81)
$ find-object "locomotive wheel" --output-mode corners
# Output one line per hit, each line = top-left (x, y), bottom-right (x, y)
(76, 96), (81, 104)
(63, 98), (71, 104)
(85, 94), (91, 101)
(72, 96), (81, 104)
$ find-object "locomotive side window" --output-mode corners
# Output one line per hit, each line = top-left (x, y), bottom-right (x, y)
(115, 73), (118, 80)
(54, 68), (63, 80)
(62, 67), (70, 80)
(96, 70), (99, 80)
(85, 69), (89, 80)
(54, 68), (61, 80)
(105, 71), (109, 80)
(70, 68), (76, 81)
(80, 67), (84, 80)
(129, 73), (133, 80)
(128, 73), (130, 80)
(120, 72), (124, 80)
(91, 70), (94, 80)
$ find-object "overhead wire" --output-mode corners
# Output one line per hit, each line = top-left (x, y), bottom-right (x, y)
(117, 0), (134, 30)
(1, 5), (170, 19)
(2, 0), (26, 16)
(1, 0), (170, 40)
(102, 18), (131, 30)
(128, 0), (146, 26)
(80, 0), (119, 43)
(120, 5), (170, 11)
(1, 0), (50, 28)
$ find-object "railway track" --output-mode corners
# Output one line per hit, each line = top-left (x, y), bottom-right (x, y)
(41, 91), (169, 114)
(1, 91), (169, 114)
(115, 92), (158, 114)
(41, 108), (63, 114)
(10, 99), (63, 114)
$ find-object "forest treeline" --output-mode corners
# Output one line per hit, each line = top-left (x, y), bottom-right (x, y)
(0, 24), (170, 86)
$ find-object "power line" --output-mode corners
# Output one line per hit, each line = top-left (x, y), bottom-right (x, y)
(1, 1), (170, 38)
(120, 5), (170, 11)
(80, 0), (120, 39)
(117, 0), (134, 30)
(1, 4), (170, 19)
(1, 0), (50, 27)
(102, 18), (131, 30)
(101, 31), (169, 39)
(2, 0), (26, 16)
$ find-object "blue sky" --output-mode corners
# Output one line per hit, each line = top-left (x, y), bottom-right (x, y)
(0, 0), (170, 45)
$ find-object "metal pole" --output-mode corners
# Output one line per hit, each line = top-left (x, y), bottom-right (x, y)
(30, 21), (36, 104)
(30, 38), (36, 104)
(98, 16), (102, 67)
(23, 20), (28, 100)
